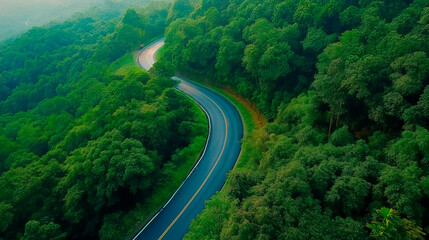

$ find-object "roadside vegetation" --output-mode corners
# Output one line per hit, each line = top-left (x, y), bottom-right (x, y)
(158, 0), (429, 239)
(0, 2), (208, 239)
(2, 0), (429, 239)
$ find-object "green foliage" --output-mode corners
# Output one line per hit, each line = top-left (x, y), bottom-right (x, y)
(325, 176), (371, 216)
(21, 220), (66, 240)
(122, 8), (145, 29)
(98, 97), (208, 239)
(167, 0), (194, 23)
(0, 2), (209, 239)
(227, 169), (261, 201)
(368, 207), (426, 240)
(302, 27), (336, 54)
(0, 203), (13, 232)
(160, 0), (429, 238)
(376, 166), (423, 220)
(184, 193), (233, 240)
(3, 0), (429, 239)
(329, 125), (354, 146)
(390, 52), (429, 97)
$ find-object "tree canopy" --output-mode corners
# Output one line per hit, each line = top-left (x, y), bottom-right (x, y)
(0, 2), (207, 239)
(157, 0), (429, 239)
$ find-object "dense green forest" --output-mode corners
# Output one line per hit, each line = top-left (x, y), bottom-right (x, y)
(156, 0), (429, 239)
(2, 0), (429, 239)
(0, 2), (208, 239)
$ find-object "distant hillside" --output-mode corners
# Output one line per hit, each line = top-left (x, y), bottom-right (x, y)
(0, 0), (146, 43)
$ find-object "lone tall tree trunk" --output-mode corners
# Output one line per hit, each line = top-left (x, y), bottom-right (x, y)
(335, 102), (342, 128)
(328, 110), (334, 138)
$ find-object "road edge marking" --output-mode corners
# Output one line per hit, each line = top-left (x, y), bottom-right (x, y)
(133, 45), (212, 240)
(158, 82), (229, 240)
(135, 40), (241, 240)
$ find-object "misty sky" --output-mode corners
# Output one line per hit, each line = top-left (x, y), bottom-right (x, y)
(0, 0), (102, 41)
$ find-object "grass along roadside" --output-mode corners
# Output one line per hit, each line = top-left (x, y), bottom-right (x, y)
(109, 53), (141, 76)
(176, 73), (266, 170)
(156, 45), (164, 61)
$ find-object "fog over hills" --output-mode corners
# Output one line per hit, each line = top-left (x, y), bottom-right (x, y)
(0, 0), (143, 42)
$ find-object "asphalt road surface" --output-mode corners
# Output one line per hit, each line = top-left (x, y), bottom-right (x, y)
(134, 39), (243, 240)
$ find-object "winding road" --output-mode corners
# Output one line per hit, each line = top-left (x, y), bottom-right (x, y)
(133, 39), (243, 239)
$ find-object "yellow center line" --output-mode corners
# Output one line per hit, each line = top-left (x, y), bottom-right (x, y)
(158, 84), (228, 240)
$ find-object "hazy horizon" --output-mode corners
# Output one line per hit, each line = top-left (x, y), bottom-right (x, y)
(0, 0), (121, 42)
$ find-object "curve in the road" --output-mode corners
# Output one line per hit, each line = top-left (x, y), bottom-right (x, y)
(133, 40), (243, 240)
